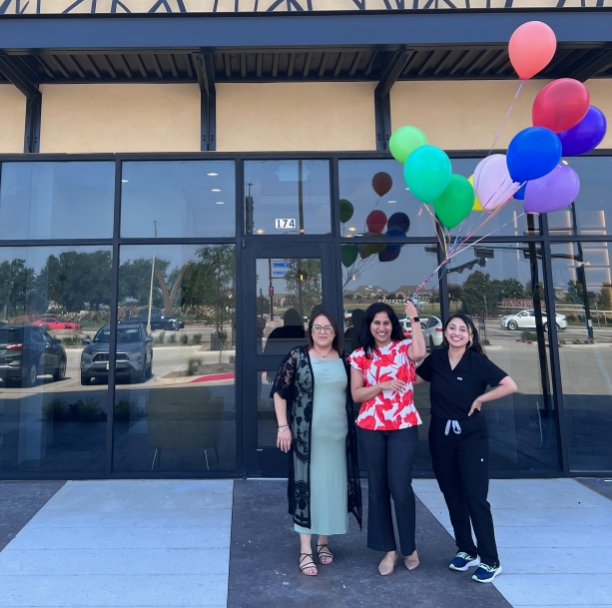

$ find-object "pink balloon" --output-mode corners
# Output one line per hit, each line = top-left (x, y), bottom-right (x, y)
(523, 164), (580, 214)
(473, 154), (520, 211)
(509, 21), (557, 80)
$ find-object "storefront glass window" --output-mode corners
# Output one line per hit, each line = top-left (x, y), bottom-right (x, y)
(112, 244), (236, 472)
(447, 243), (560, 471)
(341, 243), (442, 470)
(120, 161), (236, 238)
(338, 159), (539, 240)
(0, 162), (115, 240)
(255, 257), (323, 355)
(244, 160), (331, 235)
(550, 242), (612, 471)
(0, 246), (112, 474)
(548, 158), (612, 236)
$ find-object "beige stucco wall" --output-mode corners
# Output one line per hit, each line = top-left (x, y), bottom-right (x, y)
(216, 82), (375, 152)
(0, 86), (25, 153)
(392, 79), (612, 151)
(40, 84), (200, 153)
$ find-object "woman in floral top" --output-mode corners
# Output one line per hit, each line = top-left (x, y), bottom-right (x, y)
(349, 301), (426, 576)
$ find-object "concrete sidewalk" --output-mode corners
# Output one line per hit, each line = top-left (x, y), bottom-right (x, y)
(0, 478), (610, 607)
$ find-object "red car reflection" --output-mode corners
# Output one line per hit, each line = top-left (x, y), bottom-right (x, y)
(32, 317), (81, 331)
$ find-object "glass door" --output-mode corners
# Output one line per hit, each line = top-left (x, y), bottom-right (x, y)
(241, 241), (340, 477)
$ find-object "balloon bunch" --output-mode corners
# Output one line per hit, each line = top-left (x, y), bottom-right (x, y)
(388, 20), (607, 298)
(340, 173), (412, 269)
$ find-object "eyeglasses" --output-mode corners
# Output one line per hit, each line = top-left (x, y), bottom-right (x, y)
(312, 325), (334, 334)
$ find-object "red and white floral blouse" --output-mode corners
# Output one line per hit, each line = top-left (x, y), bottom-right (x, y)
(349, 339), (422, 431)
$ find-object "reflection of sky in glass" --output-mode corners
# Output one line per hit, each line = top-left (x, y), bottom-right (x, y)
(120, 244), (210, 276)
(339, 160), (435, 238)
(341, 244), (440, 294)
(245, 160), (331, 235)
(548, 157), (612, 236)
(0, 162), (114, 240)
(121, 161), (235, 238)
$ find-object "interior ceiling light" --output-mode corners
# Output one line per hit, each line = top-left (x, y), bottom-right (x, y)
(216, 201), (225, 205)
(121, 179), (129, 183)
(211, 188), (221, 192)
(207, 172), (219, 176)
(348, 227), (357, 232)
(387, 200), (397, 204)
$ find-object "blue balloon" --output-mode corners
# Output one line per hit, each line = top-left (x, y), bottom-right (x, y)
(384, 227), (406, 252)
(514, 183), (527, 201)
(506, 127), (562, 183)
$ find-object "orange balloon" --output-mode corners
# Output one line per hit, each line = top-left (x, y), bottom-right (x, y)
(509, 21), (557, 80)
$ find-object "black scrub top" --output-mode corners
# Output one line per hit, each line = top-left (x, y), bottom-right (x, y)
(416, 348), (508, 420)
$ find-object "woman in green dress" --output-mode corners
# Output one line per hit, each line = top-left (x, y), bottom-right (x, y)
(272, 311), (362, 576)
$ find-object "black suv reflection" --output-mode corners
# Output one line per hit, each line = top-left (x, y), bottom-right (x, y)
(137, 309), (182, 331)
(0, 325), (67, 387)
(80, 323), (153, 385)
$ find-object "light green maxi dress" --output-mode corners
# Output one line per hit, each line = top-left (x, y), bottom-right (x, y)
(295, 357), (349, 536)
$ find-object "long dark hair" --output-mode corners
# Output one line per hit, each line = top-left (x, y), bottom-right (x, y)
(307, 310), (343, 354)
(443, 314), (484, 354)
(358, 302), (404, 358)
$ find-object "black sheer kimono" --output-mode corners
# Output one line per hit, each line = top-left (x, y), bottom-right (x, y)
(271, 346), (362, 530)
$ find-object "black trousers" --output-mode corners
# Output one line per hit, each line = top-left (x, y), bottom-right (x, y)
(358, 425), (419, 555)
(429, 415), (499, 566)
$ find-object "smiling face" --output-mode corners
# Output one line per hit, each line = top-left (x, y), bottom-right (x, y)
(445, 317), (472, 350)
(311, 314), (335, 350)
(370, 312), (393, 348)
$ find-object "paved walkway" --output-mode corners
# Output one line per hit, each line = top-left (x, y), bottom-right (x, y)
(0, 478), (610, 607)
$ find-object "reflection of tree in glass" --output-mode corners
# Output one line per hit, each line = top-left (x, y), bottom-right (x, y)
(38, 251), (112, 312)
(461, 271), (529, 316)
(284, 259), (322, 318)
(0, 259), (36, 317)
(119, 257), (170, 308)
(0, 252), (112, 318)
(181, 245), (236, 342)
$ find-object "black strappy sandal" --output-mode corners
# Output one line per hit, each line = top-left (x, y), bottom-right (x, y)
(299, 553), (318, 576)
(317, 543), (334, 565)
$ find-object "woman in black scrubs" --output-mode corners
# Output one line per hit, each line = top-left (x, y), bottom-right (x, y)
(415, 314), (517, 584)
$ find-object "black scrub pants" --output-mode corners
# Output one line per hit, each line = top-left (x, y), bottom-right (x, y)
(429, 415), (499, 566)
(358, 425), (419, 556)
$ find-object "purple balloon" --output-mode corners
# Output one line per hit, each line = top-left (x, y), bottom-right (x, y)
(557, 106), (607, 156)
(523, 164), (580, 214)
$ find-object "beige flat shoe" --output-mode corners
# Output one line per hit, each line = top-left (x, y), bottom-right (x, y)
(404, 550), (420, 571)
(378, 552), (398, 576)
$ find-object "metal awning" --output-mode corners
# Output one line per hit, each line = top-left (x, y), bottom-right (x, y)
(1, 45), (611, 85)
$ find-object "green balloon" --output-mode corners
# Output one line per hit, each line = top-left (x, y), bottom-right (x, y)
(339, 199), (354, 224)
(389, 126), (428, 164)
(403, 145), (452, 203)
(432, 174), (475, 229)
(341, 244), (358, 268)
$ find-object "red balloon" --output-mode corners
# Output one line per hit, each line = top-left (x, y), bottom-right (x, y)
(532, 79), (590, 133)
(509, 21), (556, 80)
(366, 210), (387, 233)
(372, 172), (393, 197)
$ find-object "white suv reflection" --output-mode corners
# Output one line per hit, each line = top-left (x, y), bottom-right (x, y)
(501, 309), (567, 332)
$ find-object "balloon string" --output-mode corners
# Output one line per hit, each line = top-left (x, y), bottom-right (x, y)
(488, 79), (524, 155)
(410, 212), (526, 300)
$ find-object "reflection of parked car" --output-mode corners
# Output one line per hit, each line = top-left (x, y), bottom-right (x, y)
(137, 309), (182, 331)
(422, 316), (444, 348)
(501, 309), (567, 331)
(32, 316), (81, 331)
(80, 323), (153, 385)
(399, 318), (413, 339)
(0, 325), (67, 387)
